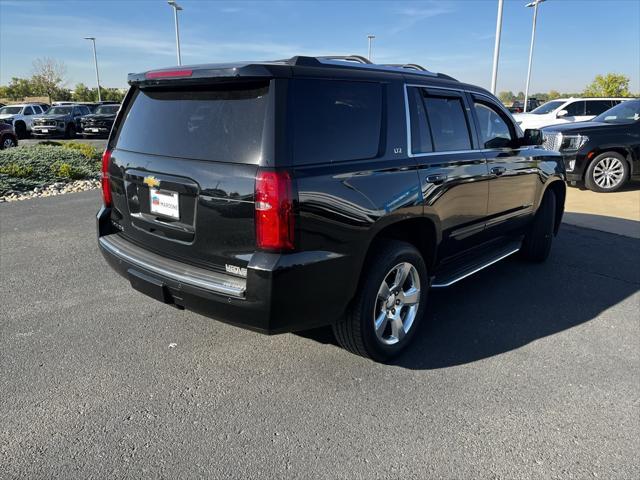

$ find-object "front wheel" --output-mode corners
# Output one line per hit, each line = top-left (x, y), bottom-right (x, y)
(1, 136), (17, 149)
(584, 152), (628, 192)
(332, 240), (428, 361)
(521, 189), (556, 263)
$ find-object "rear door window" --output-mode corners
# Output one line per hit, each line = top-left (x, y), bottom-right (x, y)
(115, 82), (269, 163)
(565, 101), (585, 116)
(292, 79), (382, 165)
(407, 87), (433, 154)
(423, 95), (472, 152)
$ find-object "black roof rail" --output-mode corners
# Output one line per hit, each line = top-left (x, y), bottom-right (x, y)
(287, 55), (457, 81)
(316, 55), (373, 64)
(382, 63), (428, 72)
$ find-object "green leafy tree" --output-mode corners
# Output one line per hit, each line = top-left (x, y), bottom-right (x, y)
(516, 91), (525, 101)
(3, 77), (37, 100)
(100, 88), (125, 102)
(583, 73), (631, 97)
(498, 91), (515, 105)
(73, 83), (96, 102)
(547, 90), (561, 100)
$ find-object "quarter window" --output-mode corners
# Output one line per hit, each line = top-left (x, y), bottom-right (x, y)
(585, 100), (614, 116)
(292, 79), (382, 165)
(473, 102), (513, 149)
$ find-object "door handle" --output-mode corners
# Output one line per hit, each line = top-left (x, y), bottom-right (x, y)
(491, 166), (506, 176)
(426, 173), (446, 184)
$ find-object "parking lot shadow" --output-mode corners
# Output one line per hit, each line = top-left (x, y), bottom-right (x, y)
(296, 224), (639, 369)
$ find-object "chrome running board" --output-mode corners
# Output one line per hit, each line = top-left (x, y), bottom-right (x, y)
(431, 242), (521, 288)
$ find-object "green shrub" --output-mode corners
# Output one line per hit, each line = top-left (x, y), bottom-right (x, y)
(0, 144), (100, 195)
(0, 163), (34, 177)
(61, 141), (100, 160)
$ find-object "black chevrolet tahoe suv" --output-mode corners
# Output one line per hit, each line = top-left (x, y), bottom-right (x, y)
(97, 55), (566, 361)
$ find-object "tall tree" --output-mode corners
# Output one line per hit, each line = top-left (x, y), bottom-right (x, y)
(583, 73), (631, 97)
(547, 90), (561, 100)
(31, 57), (67, 103)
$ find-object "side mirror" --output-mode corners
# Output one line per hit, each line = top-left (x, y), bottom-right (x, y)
(556, 109), (568, 118)
(522, 128), (543, 146)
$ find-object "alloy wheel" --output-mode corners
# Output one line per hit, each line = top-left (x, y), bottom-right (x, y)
(593, 157), (625, 189)
(2, 137), (16, 148)
(373, 262), (421, 346)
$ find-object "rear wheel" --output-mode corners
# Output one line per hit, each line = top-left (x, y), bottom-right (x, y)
(584, 152), (628, 192)
(521, 189), (556, 263)
(332, 240), (428, 361)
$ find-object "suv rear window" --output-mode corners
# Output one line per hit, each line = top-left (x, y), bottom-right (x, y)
(292, 79), (382, 165)
(115, 83), (269, 163)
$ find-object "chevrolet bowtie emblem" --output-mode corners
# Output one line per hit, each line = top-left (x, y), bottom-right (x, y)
(143, 176), (160, 188)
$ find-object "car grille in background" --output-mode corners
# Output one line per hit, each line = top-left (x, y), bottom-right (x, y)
(35, 120), (58, 127)
(542, 132), (562, 152)
(83, 120), (110, 128)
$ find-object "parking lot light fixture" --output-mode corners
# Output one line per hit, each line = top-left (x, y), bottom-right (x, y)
(367, 35), (375, 61)
(167, 0), (183, 66)
(523, 0), (547, 112)
(490, 0), (504, 95)
(83, 37), (102, 102)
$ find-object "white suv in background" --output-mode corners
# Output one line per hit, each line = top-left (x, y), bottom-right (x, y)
(513, 98), (629, 130)
(0, 103), (47, 138)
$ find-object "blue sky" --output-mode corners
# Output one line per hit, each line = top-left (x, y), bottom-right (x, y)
(1, 0), (638, 93)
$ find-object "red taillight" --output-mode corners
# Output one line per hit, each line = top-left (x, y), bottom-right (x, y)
(145, 69), (193, 79)
(101, 149), (112, 207)
(255, 170), (295, 251)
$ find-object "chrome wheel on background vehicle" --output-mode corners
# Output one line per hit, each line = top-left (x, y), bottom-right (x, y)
(585, 151), (629, 193)
(374, 262), (421, 345)
(2, 137), (16, 149)
(592, 156), (625, 190)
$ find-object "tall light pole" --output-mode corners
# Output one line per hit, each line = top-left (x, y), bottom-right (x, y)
(524, 0), (546, 112)
(83, 37), (101, 102)
(490, 0), (504, 94)
(367, 35), (375, 61)
(168, 0), (183, 65)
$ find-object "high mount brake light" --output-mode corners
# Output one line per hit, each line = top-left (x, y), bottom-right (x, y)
(145, 69), (193, 79)
(101, 149), (112, 207)
(255, 170), (295, 251)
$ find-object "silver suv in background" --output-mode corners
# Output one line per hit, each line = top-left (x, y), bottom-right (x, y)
(0, 103), (47, 138)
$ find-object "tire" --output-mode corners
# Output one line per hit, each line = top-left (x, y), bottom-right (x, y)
(584, 152), (628, 193)
(521, 189), (556, 263)
(65, 124), (76, 139)
(1, 135), (17, 149)
(332, 239), (428, 361)
(14, 122), (27, 139)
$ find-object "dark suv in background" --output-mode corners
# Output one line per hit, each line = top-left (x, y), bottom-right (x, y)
(81, 103), (120, 138)
(542, 99), (640, 192)
(31, 104), (91, 138)
(97, 55), (565, 361)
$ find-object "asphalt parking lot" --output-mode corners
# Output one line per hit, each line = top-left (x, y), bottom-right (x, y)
(1, 191), (639, 479)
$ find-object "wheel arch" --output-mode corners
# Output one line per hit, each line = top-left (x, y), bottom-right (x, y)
(542, 179), (566, 235)
(363, 217), (440, 273)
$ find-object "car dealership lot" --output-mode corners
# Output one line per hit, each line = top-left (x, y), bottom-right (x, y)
(1, 191), (638, 479)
